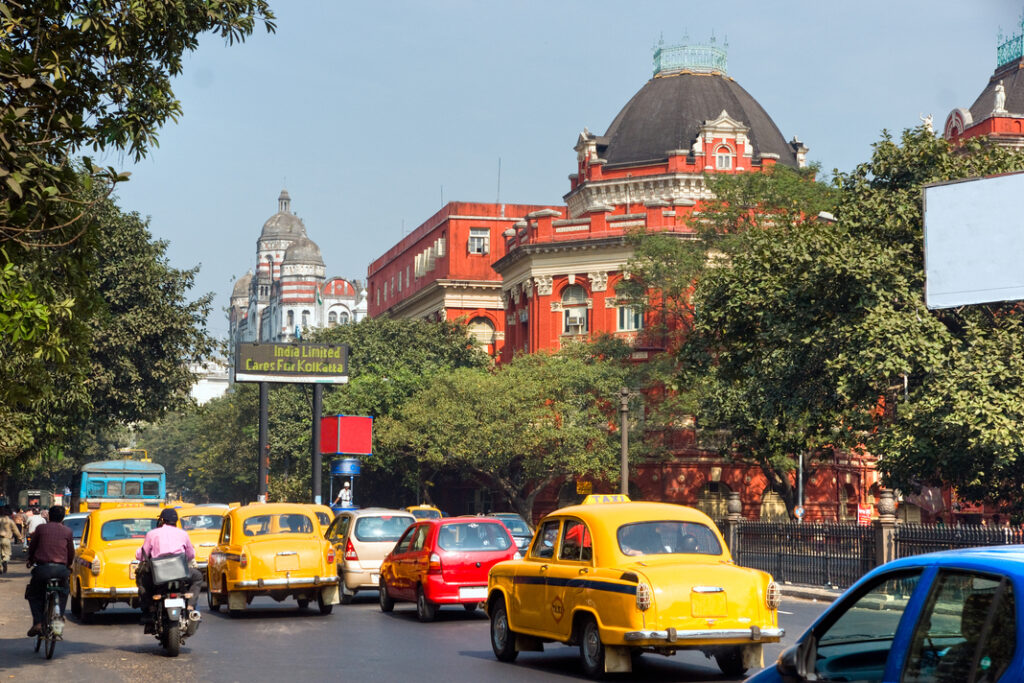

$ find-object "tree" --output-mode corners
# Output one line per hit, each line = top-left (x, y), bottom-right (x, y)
(382, 346), (628, 521)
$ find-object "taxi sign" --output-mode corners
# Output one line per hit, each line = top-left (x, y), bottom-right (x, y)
(581, 494), (630, 504)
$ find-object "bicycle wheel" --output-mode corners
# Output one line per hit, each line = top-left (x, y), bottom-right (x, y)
(44, 591), (58, 659)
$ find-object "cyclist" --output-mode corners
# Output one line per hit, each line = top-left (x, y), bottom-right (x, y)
(25, 505), (74, 637)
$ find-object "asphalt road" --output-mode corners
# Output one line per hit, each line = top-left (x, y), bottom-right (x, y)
(0, 562), (827, 682)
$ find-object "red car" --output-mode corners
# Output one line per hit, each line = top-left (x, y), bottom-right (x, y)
(378, 517), (518, 621)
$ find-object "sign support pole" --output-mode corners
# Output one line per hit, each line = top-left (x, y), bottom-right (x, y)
(258, 382), (269, 503)
(311, 384), (323, 504)
(620, 387), (630, 495)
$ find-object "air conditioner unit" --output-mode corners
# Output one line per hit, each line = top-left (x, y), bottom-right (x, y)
(566, 314), (585, 327)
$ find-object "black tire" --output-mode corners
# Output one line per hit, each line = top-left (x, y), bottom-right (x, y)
(317, 589), (333, 615)
(378, 578), (394, 613)
(489, 600), (518, 662)
(206, 584), (221, 612)
(34, 635), (42, 653)
(71, 583), (82, 619)
(44, 593), (58, 659)
(578, 616), (605, 678)
(45, 632), (56, 659)
(715, 646), (747, 677)
(340, 583), (355, 605)
(416, 585), (436, 622)
(164, 623), (181, 657)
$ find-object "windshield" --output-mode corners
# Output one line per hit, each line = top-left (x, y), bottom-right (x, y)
(181, 514), (223, 531)
(436, 522), (511, 552)
(100, 518), (158, 541)
(64, 516), (87, 538)
(411, 508), (440, 519)
(493, 515), (530, 535)
(354, 514), (414, 542)
(617, 521), (722, 556)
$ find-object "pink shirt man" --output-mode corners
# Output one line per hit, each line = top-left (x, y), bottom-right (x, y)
(136, 523), (195, 561)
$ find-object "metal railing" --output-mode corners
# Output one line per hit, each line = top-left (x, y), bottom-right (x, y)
(894, 524), (1024, 558)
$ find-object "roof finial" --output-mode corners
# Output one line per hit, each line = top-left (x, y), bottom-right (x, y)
(278, 189), (291, 214)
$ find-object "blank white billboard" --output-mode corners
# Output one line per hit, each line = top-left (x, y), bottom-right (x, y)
(924, 171), (1024, 309)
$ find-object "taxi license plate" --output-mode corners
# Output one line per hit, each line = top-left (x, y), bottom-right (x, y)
(691, 592), (728, 617)
(129, 564), (137, 580)
(459, 586), (487, 600)
(275, 555), (300, 572)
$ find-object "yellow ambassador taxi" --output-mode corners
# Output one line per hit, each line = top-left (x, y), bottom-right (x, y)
(179, 504), (229, 579)
(486, 495), (783, 678)
(70, 506), (162, 621)
(206, 503), (340, 615)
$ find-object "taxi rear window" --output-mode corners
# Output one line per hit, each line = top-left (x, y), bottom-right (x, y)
(617, 521), (722, 556)
(354, 515), (414, 542)
(181, 514), (222, 531)
(436, 522), (511, 552)
(242, 513), (314, 536)
(101, 518), (158, 541)
(494, 516), (530, 535)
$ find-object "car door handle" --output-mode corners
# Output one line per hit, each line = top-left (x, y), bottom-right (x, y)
(578, 568), (589, 574)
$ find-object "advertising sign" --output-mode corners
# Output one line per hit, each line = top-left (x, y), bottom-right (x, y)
(857, 506), (873, 526)
(234, 342), (349, 384)
(320, 415), (373, 455)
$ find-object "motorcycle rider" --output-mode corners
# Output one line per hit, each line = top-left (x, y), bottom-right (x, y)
(25, 505), (74, 637)
(135, 508), (202, 634)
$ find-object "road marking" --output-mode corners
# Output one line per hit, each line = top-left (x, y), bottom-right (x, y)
(778, 610), (794, 615)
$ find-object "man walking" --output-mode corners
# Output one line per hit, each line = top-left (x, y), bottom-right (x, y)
(0, 506), (24, 573)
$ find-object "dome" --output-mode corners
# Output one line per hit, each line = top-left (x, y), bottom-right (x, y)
(600, 71), (799, 168)
(260, 189), (306, 240)
(232, 270), (252, 299)
(283, 234), (324, 266)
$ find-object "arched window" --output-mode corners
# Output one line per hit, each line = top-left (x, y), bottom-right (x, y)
(715, 146), (734, 170)
(287, 310), (294, 328)
(339, 311), (349, 324)
(467, 317), (496, 350)
(562, 285), (588, 335)
(301, 310), (309, 328)
(328, 311), (337, 326)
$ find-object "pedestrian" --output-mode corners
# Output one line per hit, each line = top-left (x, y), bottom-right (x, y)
(0, 506), (24, 574)
(24, 507), (45, 552)
(334, 481), (352, 507)
(25, 505), (73, 637)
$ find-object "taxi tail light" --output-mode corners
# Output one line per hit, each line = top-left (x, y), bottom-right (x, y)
(239, 552), (248, 569)
(326, 546), (336, 564)
(636, 582), (652, 612)
(344, 538), (358, 562)
(766, 581), (781, 610)
(90, 557), (101, 576)
(428, 552), (442, 574)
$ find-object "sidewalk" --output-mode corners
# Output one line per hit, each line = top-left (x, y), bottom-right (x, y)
(0, 544), (33, 638)
(778, 582), (844, 603)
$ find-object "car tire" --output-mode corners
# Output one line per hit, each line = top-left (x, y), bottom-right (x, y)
(578, 616), (605, 678)
(715, 646), (747, 677)
(340, 583), (355, 605)
(416, 585), (436, 622)
(317, 589), (333, 615)
(207, 582), (222, 612)
(378, 578), (394, 613)
(489, 599), (518, 663)
(71, 582), (82, 619)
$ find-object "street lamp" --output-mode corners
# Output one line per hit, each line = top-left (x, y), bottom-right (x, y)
(620, 387), (630, 495)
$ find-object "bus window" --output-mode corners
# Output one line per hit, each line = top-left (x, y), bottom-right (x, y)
(143, 480), (159, 497)
(88, 480), (105, 497)
(107, 480), (122, 497)
(124, 480), (141, 496)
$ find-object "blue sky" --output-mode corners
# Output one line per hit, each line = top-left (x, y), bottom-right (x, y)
(108, 0), (1020, 338)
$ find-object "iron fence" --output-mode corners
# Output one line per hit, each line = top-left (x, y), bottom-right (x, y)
(734, 521), (876, 589)
(894, 524), (1024, 558)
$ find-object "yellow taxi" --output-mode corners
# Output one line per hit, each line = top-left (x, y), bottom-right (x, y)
(486, 495), (783, 678)
(70, 506), (162, 621)
(179, 504), (229, 578)
(308, 503), (336, 533)
(206, 503), (340, 615)
(406, 504), (442, 520)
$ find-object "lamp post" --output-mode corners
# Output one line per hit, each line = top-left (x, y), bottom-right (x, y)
(620, 387), (630, 495)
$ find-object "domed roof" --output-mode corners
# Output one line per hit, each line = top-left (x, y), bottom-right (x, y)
(283, 234), (324, 266)
(260, 190), (306, 240)
(599, 49), (798, 167)
(232, 270), (252, 298)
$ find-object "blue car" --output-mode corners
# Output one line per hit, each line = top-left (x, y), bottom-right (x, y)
(746, 546), (1022, 683)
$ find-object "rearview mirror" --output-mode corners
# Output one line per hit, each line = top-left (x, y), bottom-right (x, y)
(776, 644), (804, 681)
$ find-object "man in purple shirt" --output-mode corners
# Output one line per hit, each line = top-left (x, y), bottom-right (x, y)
(136, 508), (202, 631)
(25, 505), (74, 637)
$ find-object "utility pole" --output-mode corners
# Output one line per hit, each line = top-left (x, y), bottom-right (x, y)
(620, 387), (630, 495)
(258, 382), (269, 503)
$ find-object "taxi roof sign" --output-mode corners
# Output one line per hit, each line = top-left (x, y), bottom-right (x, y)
(581, 494), (631, 504)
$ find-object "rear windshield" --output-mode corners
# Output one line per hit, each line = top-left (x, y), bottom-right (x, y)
(242, 513), (314, 536)
(181, 514), (222, 531)
(411, 509), (441, 519)
(101, 518), (158, 541)
(314, 511), (331, 526)
(617, 521), (722, 556)
(354, 515), (414, 542)
(436, 522), (512, 552)
(494, 516), (530, 535)
(64, 517), (87, 538)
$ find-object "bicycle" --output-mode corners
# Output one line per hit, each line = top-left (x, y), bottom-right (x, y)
(34, 577), (64, 659)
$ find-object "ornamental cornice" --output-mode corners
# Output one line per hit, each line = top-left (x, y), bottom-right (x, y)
(588, 271), (608, 292)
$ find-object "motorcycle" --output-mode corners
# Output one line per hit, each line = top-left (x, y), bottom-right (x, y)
(145, 554), (201, 657)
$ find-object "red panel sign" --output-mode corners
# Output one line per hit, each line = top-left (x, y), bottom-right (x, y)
(320, 415), (373, 455)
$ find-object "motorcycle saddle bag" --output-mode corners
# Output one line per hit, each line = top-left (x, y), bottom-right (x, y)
(150, 553), (189, 584)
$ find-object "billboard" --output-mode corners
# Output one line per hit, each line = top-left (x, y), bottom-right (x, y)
(320, 415), (373, 455)
(924, 171), (1024, 309)
(234, 342), (349, 384)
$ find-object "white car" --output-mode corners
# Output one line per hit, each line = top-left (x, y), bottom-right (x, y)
(63, 512), (90, 548)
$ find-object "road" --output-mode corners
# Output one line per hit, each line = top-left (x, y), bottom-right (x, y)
(0, 562), (827, 682)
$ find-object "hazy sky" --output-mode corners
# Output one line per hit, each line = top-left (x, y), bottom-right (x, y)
(109, 0), (1020, 338)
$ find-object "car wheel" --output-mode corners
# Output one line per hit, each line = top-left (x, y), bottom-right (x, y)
(317, 589), (333, 615)
(340, 583), (355, 605)
(416, 585), (436, 622)
(378, 578), (394, 613)
(578, 616), (605, 678)
(715, 646), (747, 677)
(489, 599), (518, 662)
(71, 582), (82, 619)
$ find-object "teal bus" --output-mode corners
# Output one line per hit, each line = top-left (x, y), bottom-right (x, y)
(69, 460), (166, 512)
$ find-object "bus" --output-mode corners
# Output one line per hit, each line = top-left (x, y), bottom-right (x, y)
(17, 489), (56, 510)
(69, 460), (167, 512)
